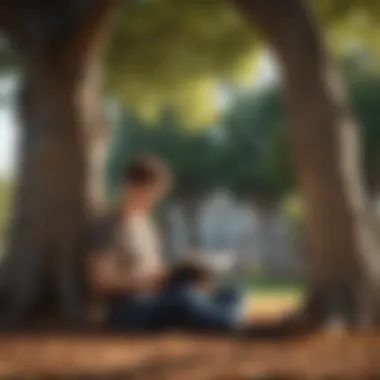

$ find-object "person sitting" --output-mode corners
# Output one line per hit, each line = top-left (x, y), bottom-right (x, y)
(88, 155), (170, 330)
(87, 155), (245, 332)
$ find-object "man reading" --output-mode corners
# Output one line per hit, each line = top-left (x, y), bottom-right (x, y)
(88, 155), (244, 332)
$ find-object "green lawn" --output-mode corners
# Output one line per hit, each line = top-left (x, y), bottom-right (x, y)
(246, 276), (304, 293)
(221, 274), (305, 293)
(219, 274), (305, 319)
(246, 277), (304, 320)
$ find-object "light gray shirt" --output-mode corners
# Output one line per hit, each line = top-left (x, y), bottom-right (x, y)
(91, 210), (164, 279)
(118, 213), (163, 278)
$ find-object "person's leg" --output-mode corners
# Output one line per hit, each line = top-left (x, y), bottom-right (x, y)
(212, 285), (245, 322)
(108, 293), (159, 331)
(161, 284), (244, 332)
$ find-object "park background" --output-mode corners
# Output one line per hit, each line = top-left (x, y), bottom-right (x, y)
(2, 1), (380, 377)
(1, 0), (380, 321)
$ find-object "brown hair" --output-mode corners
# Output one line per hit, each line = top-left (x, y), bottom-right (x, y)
(124, 155), (171, 188)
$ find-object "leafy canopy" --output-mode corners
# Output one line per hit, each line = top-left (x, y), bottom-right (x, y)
(104, 0), (380, 123)
(2, 0), (380, 123)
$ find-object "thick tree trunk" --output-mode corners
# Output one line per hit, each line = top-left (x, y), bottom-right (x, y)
(0, 1), (120, 327)
(84, 64), (109, 216)
(0, 64), (88, 324)
(233, 0), (380, 329)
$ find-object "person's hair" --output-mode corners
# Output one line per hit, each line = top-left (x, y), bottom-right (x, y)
(166, 257), (215, 288)
(124, 155), (171, 188)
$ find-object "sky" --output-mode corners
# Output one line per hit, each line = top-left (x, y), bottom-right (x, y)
(0, 76), (18, 180)
(0, 109), (17, 178)
(0, 51), (278, 181)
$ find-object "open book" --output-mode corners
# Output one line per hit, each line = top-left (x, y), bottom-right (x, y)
(173, 249), (239, 276)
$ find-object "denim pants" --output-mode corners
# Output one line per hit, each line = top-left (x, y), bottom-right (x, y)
(108, 292), (160, 331)
(109, 285), (244, 332)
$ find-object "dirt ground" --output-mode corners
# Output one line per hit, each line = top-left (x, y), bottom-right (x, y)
(0, 292), (379, 379)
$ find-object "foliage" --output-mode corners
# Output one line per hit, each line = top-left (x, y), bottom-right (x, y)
(106, 62), (380, 207)
(220, 86), (292, 201)
(0, 179), (12, 243)
(106, 86), (292, 207)
(3, 0), (380, 125)
(106, 107), (221, 200)
(281, 193), (305, 225)
(105, 0), (257, 124)
(346, 73), (380, 194)
(222, 65), (380, 201)
(104, 0), (380, 123)
(104, 0), (380, 196)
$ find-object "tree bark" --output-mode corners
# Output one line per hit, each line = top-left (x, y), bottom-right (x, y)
(0, 1), (120, 327)
(0, 65), (88, 324)
(233, 0), (380, 329)
(83, 63), (109, 216)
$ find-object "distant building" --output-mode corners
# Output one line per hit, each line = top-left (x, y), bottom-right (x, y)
(164, 190), (301, 276)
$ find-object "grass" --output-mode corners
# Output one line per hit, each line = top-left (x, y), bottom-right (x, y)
(247, 290), (303, 321)
(220, 274), (305, 321)
(245, 275), (304, 293)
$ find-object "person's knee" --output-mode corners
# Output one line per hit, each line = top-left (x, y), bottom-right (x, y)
(214, 285), (244, 305)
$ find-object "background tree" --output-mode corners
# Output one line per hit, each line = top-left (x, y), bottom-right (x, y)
(219, 86), (291, 273)
(233, 0), (380, 329)
(221, 86), (290, 203)
(102, 0), (380, 123)
(2, 0), (379, 123)
(348, 75), (380, 197)
(1, 0), (380, 330)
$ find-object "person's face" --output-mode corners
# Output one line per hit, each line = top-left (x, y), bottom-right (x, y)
(127, 182), (168, 211)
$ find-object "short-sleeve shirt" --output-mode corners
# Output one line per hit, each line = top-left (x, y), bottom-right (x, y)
(90, 210), (164, 279)
(119, 213), (163, 278)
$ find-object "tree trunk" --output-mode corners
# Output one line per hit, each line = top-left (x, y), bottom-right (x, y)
(233, 0), (380, 329)
(0, 64), (88, 325)
(0, 1), (120, 327)
(84, 63), (109, 216)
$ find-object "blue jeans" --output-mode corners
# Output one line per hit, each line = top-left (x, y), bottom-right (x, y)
(109, 285), (244, 332)
(108, 292), (160, 331)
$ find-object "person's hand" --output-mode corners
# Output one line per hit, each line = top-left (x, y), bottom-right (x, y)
(87, 251), (119, 294)
(139, 270), (167, 292)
